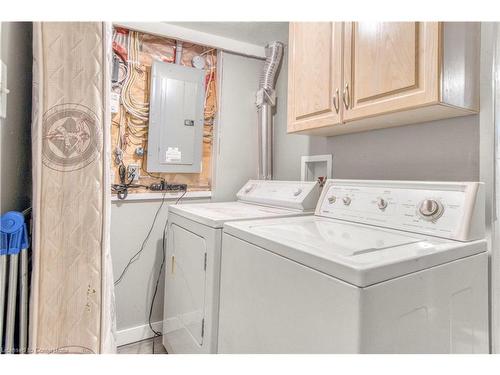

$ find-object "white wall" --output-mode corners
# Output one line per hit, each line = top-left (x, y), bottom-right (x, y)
(212, 51), (263, 201)
(0, 22), (32, 214)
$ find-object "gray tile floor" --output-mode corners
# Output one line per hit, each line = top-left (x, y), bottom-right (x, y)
(117, 336), (168, 354)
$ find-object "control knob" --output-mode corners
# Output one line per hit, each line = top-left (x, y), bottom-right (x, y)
(328, 195), (337, 204)
(342, 196), (352, 206)
(377, 198), (388, 210)
(418, 199), (444, 221)
(293, 188), (303, 197)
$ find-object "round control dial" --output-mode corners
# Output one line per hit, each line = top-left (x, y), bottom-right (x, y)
(377, 198), (388, 211)
(328, 195), (337, 204)
(418, 199), (444, 221)
(342, 196), (352, 206)
(293, 188), (303, 197)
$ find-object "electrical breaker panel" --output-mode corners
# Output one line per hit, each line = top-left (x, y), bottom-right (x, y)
(147, 61), (205, 173)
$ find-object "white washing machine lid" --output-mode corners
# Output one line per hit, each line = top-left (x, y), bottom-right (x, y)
(168, 201), (311, 228)
(223, 216), (487, 287)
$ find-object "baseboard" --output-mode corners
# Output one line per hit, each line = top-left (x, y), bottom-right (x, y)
(116, 321), (163, 347)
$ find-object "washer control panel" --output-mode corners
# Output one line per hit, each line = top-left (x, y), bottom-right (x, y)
(237, 180), (320, 211)
(317, 180), (484, 241)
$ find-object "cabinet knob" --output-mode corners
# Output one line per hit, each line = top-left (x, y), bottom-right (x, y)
(342, 196), (352, 206)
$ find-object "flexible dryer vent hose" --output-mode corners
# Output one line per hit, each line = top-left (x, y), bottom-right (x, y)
(259, 41), (284, 91)
(257, 41), (284, 180)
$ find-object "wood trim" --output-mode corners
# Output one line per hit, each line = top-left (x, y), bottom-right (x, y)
(292, 103), (476, 136)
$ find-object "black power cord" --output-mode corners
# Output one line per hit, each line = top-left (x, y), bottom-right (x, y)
(113, 185), (187, 286)
(113, 190), (168, 286)
(111, 163), (187, 200)
(112, 179), (187, 353)
(111, 163), (151, 200)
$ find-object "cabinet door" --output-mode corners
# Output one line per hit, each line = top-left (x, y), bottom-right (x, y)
(164, 223), (207, 347)
(343, 22), (440, 122)
(287, 22), (343, 133)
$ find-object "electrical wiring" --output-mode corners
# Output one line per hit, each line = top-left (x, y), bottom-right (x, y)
(113, 182), (187, 288)
(203, 50), (217, 144)
(141, 164), (164, 180)
(111, 27), (219, 192)
(111, 163), (150, 199)
(148, 215), (167, 339)
(175, 189), (187, 205)
(121, 31), (150, 122)
(112, 54), (128, 92)
(113, 190), (168, 286)
(200, 48), (216, 56)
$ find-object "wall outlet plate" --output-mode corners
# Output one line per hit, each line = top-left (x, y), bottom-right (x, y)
(127, 164), (140, 182)
(301, 154), (333, 182)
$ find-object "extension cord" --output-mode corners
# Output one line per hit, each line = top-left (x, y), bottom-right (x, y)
(149, 181), (187, 192)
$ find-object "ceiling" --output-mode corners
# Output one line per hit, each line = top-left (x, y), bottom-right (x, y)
(167, 22), (289, 46)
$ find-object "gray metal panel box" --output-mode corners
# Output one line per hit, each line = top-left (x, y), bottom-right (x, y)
(147, 61), (205, 173)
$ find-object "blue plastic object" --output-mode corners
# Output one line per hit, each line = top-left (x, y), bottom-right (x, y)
(1, 211), (29, 256)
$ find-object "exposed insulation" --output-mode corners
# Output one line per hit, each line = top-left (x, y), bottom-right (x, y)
(111, 28), (217, 193)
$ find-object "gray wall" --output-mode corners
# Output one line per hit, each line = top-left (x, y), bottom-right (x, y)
(0, 22), (32, 214)
(112, 200), (169, 335)
(325, 115), (479, 181)
(273, 46), (328, 181)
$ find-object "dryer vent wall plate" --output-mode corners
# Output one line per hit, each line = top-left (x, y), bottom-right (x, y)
(301, 154), (333, 182)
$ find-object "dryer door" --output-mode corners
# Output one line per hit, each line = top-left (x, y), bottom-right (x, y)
(165, 223), (207, 346)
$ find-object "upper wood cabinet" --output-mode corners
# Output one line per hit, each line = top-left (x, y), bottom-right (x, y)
(287, 22), (480, 136)
(343, 22), (439, 121)
(287, 22), (343, 133)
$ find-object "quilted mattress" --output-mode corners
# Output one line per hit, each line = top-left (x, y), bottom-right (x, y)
(30, 22), (115, 354)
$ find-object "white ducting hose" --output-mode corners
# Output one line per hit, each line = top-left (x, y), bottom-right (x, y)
(256, 41), (284, 180)
(175, 41), (183, 64)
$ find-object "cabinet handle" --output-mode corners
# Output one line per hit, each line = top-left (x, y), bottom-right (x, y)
(342, 83), (350, 110)
(333, 88), (340, 114)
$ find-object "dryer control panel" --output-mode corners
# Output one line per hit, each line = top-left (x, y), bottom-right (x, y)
(316, 180), (484, 241)
(236, 180), (320, 211)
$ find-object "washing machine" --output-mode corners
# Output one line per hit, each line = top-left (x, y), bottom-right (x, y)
(162, 179), (320, 353)
(218, 179), (489, 353)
